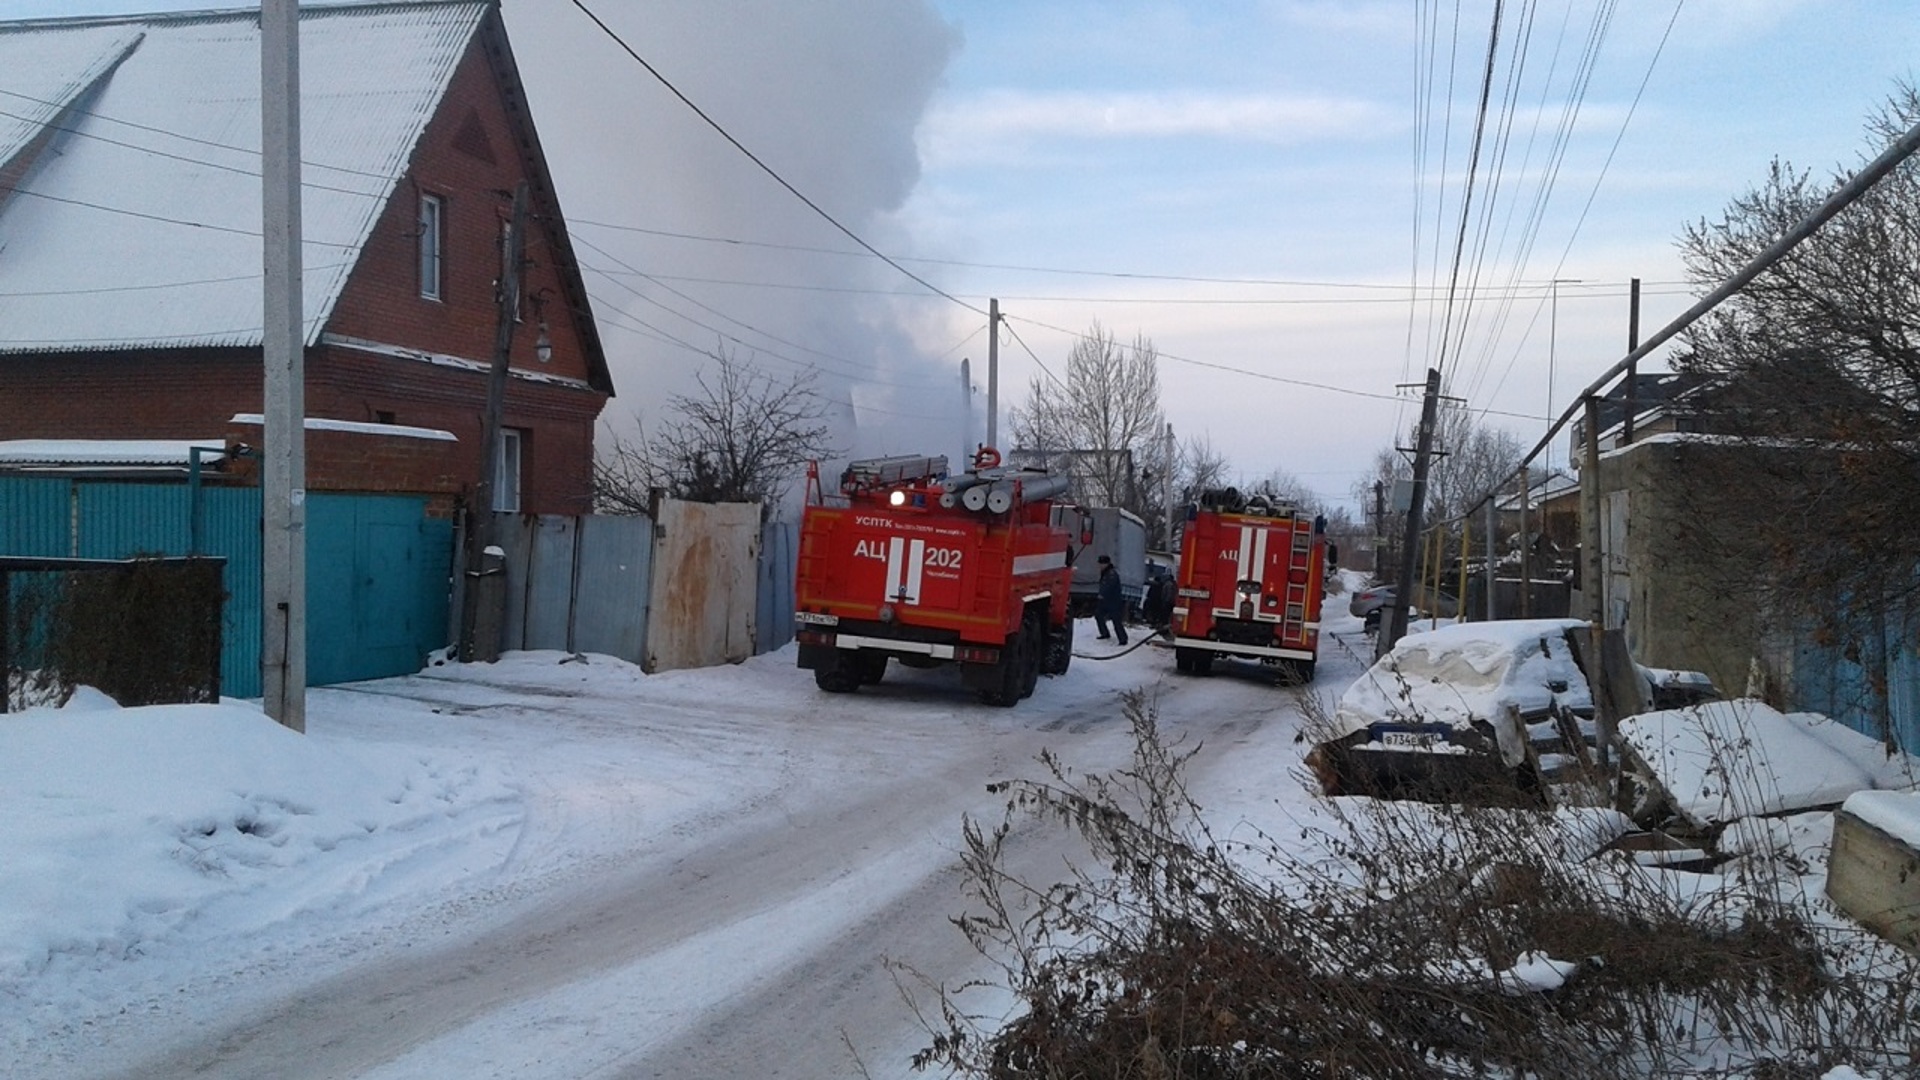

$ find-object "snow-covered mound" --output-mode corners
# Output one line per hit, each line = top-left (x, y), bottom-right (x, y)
(1619, 699), (1919, 828)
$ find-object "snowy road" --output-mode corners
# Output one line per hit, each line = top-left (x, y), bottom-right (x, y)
(13, 615), (1373, 1080)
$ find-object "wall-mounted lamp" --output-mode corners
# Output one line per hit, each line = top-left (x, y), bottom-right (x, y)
(530, 289), (553, 363)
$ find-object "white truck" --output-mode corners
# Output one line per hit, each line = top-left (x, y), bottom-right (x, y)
(1055, 506), (1147, 618)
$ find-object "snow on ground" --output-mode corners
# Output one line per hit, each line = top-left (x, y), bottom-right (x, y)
(1, 613), (1366, 1078)
(3, 584), (1913, 1078)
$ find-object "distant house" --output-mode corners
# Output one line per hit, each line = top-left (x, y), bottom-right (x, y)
(0, 1), (612, 515)
(1567, 371), (1714, 456)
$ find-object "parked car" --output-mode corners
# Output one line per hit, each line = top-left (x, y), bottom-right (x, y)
(1307, 618), (1594, 803)
(1347, 582), (1459, 630)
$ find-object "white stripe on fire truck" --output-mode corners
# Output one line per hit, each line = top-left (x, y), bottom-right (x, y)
(885, 536), (905, 601)
(1236, 526), (1255, 579)
(905, 538), (925, 603)
(1251, 526), (1271, 578)
(1011, 551), (1067, 575)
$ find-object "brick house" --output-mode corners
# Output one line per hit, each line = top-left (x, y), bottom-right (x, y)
(0, 1), (612, 515)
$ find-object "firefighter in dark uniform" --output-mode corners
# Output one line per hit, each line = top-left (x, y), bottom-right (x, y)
(1095, 554), (1128, 646)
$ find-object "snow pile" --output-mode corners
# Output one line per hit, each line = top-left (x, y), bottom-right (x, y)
(1333, 618), (1593, 764)
(0, 695), (518, 981)
(1840, 788), (1920, 848)
(1619, 699), (1919, 828)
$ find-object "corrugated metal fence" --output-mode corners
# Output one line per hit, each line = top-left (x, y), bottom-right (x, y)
(1784, 608), (1920, 755)
(4, 478), (802, 696)
(0, 477), (450, 696)
(485, 505), (796, 671)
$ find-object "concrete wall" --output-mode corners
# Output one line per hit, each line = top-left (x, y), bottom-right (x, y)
(1591, 437), (1772, 697)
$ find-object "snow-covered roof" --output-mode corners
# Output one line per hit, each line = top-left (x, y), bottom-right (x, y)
(229, 412), (456, 442)
(0, 437), (225, 466)
(1493, 472), (1580, 512)
(0, 2), (487, 354)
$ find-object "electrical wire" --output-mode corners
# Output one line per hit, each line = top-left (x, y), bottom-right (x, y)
(567, 0), (982, 316)
(1001, 311), (1547, 422)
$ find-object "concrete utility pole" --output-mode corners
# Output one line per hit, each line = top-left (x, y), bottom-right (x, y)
(460, 181), (528, 663)
(985, 298), (1000, 450)
(1383, 367), (1443, 654)
(959, 356), (972, 463)
(1162, 421), (1175, 551)
(1371, 481), (1385, 574)
(261, 0), (305, 732)
(1623, 277), (1642, 445)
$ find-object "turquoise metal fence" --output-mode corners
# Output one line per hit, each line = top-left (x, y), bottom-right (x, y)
(0, 478), (451, 697)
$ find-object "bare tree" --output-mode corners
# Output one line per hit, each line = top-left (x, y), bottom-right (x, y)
(1674, 82), (1920, 620)
(1244, 465), (1321, 515)
(594, 348), (835, 512)
(1012, 321), (1165, 514)
(1178, 432), (1232, 502)
(1353, 404), (1524, 582)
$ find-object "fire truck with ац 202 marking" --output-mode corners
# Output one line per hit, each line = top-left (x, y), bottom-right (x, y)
(792, 449), (1077, 707)
(1169, 487), (1328, 685)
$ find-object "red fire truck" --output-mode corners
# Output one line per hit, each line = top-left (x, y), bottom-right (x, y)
(1168, 488), (1327, 685)
(793, 449), (1077, 706)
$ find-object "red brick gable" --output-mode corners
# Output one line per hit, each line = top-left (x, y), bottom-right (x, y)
(0, 11), (609, 517)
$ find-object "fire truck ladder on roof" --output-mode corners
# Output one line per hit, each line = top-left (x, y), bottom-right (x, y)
(1284, 515), (1313, 625)
(843, 454), (948, 490)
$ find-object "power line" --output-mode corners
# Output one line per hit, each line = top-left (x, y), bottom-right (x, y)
(7, 187), (359, 249)
(0, 85), (398, 183)
(0, 104), (392, 201)
(1001, 311), (1547, 422)
(567, 0), (981, 316)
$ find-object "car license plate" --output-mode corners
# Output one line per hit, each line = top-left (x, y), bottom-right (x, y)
(1378, 729), (1442, 749)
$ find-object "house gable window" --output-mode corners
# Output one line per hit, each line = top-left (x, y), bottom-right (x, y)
(418, 192), (444, 301)
(493, 427), (523, 512)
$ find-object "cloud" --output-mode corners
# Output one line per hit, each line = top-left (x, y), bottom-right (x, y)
(923, 89), (1391, 159)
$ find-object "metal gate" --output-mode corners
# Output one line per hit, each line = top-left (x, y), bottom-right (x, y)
(0, 477), (451, 696)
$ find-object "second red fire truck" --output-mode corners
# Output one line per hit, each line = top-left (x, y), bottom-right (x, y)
(1168, 487), (1327, 685)
(792, 449), (1077, 707)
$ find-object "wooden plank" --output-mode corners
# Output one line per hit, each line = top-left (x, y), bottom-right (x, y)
(1827, 809), (1920, 953)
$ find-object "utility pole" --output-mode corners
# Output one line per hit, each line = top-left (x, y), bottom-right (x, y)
(1371, 481), (1386, 575)
(959, 357), (972, 463)
(1162, 422), (1175, 552)
(1546, 278), (1580, 476)
(985, 298), (1000, 450)
(1484, 496), (1496, 621)
(1383, 368), (1443, 654)
(1518, 470), (1531, 618)
(460, 181), (528, 662)
(1623, 277), (1641, 445)
(261, 0), (305, 732)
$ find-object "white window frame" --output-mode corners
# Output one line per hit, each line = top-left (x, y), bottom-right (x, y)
(418, 193), (444, 301)
(493, 428), (522, 512)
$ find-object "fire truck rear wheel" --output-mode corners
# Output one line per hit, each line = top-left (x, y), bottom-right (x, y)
(978, 629), (1027, 707)
(855, 650), (888, 685)
(1275, 658), (1315, 686)
(814, 657), (861, 693)
(1043, 618), (1072, 676)
(1018, 610), (1043, 699)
